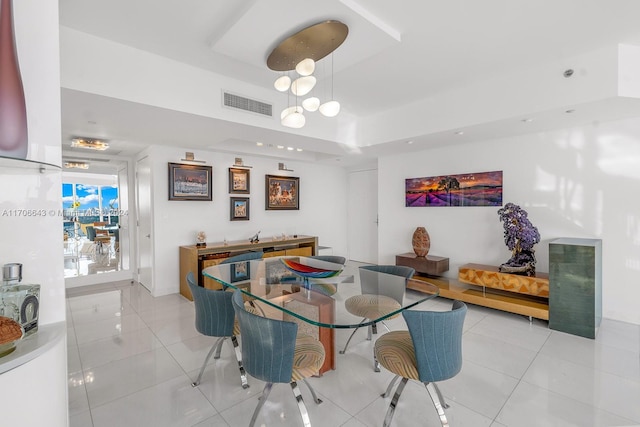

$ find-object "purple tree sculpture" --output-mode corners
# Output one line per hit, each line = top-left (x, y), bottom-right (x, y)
(497, 203), (540, 276)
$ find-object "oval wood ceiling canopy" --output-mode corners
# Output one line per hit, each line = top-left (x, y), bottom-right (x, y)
(267, 20), (348, 71)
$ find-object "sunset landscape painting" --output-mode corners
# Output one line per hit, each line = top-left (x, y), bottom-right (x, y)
(405, 170), (503, 207)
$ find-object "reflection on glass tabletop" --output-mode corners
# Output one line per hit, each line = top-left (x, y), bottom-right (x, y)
(202, 256), (439, 328)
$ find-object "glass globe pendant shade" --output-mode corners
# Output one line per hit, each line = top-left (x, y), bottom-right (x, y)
(281, 110), (306, 128)
(295, 58), (315, 76)
(319, 100), (340, 117)
(280, 105), (303, 120)
(274, 75), (291, 92)
(302, 96), (320, 112)
(291, 76), (316, 96)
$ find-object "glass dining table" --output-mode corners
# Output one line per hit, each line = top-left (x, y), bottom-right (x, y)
(202, 256), (439, 373)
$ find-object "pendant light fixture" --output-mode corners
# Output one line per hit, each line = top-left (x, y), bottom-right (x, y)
(274, 73), (291, 92)
(319, 48), (340, 118)
(267, 20), (348, 128)
(280, 80), (305, 129)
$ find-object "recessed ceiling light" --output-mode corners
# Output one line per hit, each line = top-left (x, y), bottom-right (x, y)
(296, 148), (303, 152)
(287, 147), (294, 151)
(406, 140), (414, 144)
(521, 118), (534, 123)
(64, 161), (89, 169)
(277, 145), (284, 149)
(256, 142), (263, 146)
(71, 137), (109, 150)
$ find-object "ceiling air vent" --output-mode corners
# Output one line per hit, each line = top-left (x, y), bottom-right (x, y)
(223, 91), (272, 117)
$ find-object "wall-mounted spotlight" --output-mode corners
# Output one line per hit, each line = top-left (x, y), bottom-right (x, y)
(278, 162), (294, 172)
(233, 157), (252, 168)
(180, 152), (206, 163)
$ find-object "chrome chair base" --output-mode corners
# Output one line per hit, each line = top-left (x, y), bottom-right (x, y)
(249, 380), (322, 427)
(381, 374), (400, 398)
(191, 335), (248, 389)
(341, 319), (388, 372)
(426, 381), (450, 427)
(231, 335), (249, 389)
(302, 378), (323, 404)
(382, 377), (450, 427)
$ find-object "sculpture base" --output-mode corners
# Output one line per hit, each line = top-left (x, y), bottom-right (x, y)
(498, 263), (535, 276)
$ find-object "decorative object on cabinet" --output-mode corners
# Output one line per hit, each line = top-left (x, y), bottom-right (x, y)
(405, 170), (502, 207)
(280, 258), (342, 279)
(0, 0), (28, 159)
(265, 175), (299, 210)
(0, 316), (22, 357)
(168, 162), (212, 201)
(0, 284), (40, 336)
(497, 202), (540, 276)
(230, 197), (250, 221)
(2, 263), (40, 337)
(411, 227), (430, 257)
(196, 231), (206, 248)
(549, 238), (602, 339)
(228, 167), (250, 194)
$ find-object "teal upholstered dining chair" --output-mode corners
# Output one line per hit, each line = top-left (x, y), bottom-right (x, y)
(220, 251), (264, 264)
(308, 255), (346, 265)
(231, 290), (325, 427)
(374, 300), (467, 427)
(340, 265), (415, 371)
(186, 272), (248, 389)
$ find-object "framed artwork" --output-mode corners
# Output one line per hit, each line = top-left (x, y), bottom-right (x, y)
(168, 163), (212, 201)
(265, 175), (299, 210)
(230, 197), (250, 221)
(405, 170), (502, 207)
(230, 261), (250, 283)
(228, 167), (250, 194)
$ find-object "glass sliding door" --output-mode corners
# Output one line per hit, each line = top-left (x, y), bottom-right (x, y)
(62, 172), (124, 278)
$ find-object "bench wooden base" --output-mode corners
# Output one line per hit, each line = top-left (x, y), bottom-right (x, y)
(408, 275), (549, 320)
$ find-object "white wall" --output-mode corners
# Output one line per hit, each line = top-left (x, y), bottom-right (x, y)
(1, 0), (64, 325)
(0, 1), (68, 425)
(141, 146), (348, 296)
(379, 116), (640, 325)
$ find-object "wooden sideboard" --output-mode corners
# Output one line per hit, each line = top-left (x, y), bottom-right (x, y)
(402, 258), (550, 320)
(179, 235), (318, 300)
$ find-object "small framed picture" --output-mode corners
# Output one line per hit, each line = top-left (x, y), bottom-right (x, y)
(230, 261), (250, 283)
(168, 163), (213, 201)
(230, 197), (250, 221)
(265, 175), (299, 210)
(229, 167), (250, 194)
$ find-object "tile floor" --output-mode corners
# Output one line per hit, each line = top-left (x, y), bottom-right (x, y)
(66, 263), (640, 427)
